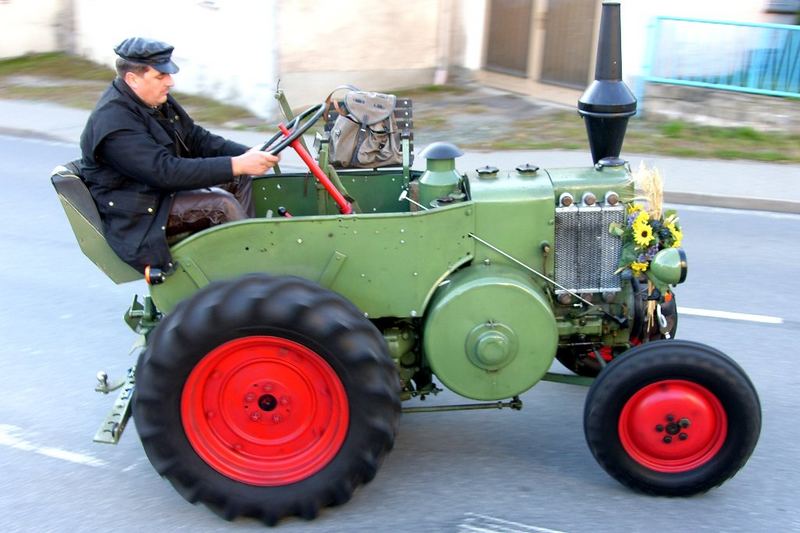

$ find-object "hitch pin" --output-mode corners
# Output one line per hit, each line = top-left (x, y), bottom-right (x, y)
(95, 370), (126, 394)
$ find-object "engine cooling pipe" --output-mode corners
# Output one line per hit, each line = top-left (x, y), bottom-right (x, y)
(578, 1), (637, 164)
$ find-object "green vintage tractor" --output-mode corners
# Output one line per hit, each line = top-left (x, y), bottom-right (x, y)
(52, 3), (760, 526)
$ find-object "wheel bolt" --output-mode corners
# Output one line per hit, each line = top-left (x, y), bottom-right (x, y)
(655, 424), (664, 432)
(244, 392), (256, 403)
(663, 436), (672, 444)
(679, 418), (691, 428)
(263, 383), (273, 392)
(272, 414), (282, 424)
(280, 395), (290, 406)
(250, 411), (261, 421)
(666, 414), (675, 422)
(679, 433), (688, 440)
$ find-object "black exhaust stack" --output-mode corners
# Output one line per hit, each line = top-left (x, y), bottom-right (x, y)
(578, 1), (637, 164)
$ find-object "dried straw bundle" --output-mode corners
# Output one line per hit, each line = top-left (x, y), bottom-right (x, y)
(632, 161), (664, 219)
(631, 162), (666, 332)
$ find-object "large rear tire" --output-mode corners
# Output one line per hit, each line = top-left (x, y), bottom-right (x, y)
(133, 274), (400, 524)
(584, 339), (760, 495)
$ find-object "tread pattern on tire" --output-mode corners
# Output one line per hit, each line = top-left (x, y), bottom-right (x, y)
(583, 339), (761, 496)
(134, 274), (401, 524)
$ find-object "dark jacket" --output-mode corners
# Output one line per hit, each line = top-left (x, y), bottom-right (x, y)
(80, 78), (248, 272)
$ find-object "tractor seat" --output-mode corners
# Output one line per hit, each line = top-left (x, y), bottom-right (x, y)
(51, 161), (141, 284)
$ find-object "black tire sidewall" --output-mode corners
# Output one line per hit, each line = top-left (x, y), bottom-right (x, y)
(134, 274), (400, 518)
(584, 339), (761, 495)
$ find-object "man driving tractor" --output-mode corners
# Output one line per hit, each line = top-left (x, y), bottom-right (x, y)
(79, 37), (279, 273)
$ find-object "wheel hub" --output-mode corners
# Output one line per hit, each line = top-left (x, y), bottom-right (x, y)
(258, 394), (278, 412)
(238, 380), (293, 426)
(181, 336), (349, 486)
(618, 380), (728, 473)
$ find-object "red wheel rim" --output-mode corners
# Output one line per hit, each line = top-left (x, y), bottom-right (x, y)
(619, 379), (727, 473)
(181, 336), (349, 485)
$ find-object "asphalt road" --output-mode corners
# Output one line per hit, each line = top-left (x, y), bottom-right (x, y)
(0, 135), (798, 532)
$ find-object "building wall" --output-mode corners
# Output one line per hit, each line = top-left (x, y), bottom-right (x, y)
(69, 0), (472, 117)
(0, 0), (64, 58)
(72, 0), (278, 117)
(273, 0), (443, 108)
(453, 0), (487, 71)
(0, 0), (518, 117)
(475, 0), (779, 106)
(7, 0), (788, 119)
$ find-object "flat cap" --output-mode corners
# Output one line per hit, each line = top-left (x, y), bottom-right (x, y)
(114, 37), (179, 74)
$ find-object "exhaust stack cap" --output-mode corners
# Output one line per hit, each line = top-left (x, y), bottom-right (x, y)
(578, 2), (637, 164)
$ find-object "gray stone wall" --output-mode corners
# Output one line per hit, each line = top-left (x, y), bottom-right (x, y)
(642, 84), (800, 133)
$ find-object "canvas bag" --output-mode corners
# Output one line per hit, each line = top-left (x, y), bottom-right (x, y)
(327, 86), (402, 168)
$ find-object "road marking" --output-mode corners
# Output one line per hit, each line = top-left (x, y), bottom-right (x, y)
(122, 458), (147, 473)
(678, 306), (784, 325)
(460, 513), (567, 533)
(0, 424), (108, 468)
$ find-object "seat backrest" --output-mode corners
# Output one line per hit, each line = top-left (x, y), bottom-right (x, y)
(323, 96), (413, 168)
(51, 161), (141, 284)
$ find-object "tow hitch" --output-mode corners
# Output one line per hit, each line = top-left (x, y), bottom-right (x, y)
(93, 365), (136, 444)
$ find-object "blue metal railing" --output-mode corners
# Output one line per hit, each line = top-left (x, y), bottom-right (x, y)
(641, 16), (800, 99)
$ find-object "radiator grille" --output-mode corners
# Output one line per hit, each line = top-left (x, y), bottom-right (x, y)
(554, 205), (624, 293)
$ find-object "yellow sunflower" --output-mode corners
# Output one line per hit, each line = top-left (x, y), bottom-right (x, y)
(632, 214), (655, 248)
(627, 203), (643, 215)
(667, 222), (683, 248)
(630, 261), (649, 275)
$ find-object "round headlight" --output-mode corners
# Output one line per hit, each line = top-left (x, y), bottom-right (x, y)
(649, 248), (688, 285)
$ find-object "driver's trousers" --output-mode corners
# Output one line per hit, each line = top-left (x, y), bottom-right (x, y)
(166, 176), (254, 237)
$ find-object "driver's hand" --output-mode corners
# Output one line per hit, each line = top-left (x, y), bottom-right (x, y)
(231, 151), (280, 176)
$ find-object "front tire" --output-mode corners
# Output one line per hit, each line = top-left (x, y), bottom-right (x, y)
(584, 339), (760, 495)
(133, 274), (400, 524)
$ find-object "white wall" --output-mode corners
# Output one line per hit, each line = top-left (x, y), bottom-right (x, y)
(0, 0), (63, 58)
(271, 0), (443, 107)
(455, 0), (486, 71)
(73, 0), (278, 118)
